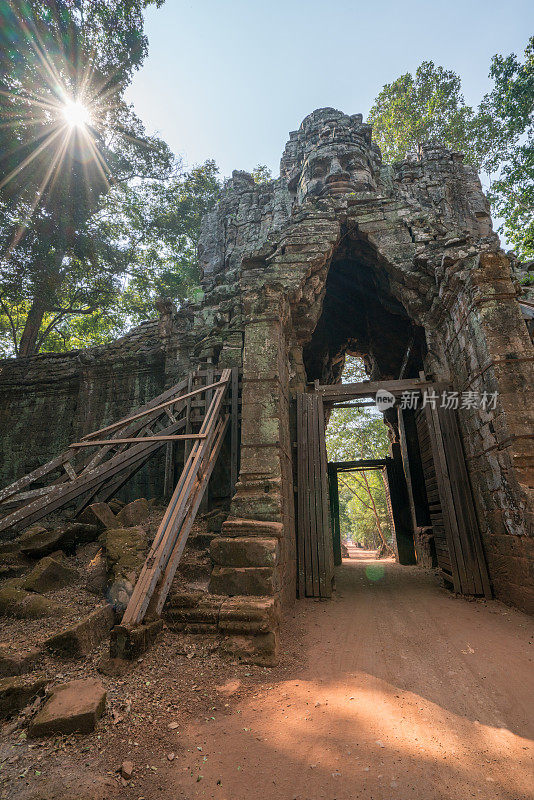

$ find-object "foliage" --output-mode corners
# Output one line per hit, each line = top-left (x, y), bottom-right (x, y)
(367, 41), (534, 258)
(325, 357), (392, 547)
(482, 37), (534, 259)
(0, 0), (173, 356)
(251, 164), (272, 184)
(367, 62), (485, 168)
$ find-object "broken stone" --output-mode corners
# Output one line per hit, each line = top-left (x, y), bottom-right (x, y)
(45, 604), (115, 657)
(19, 522), (99, 558)
(22, 556), (78, 593)
(121, 760), (134, 780)
(29, 678), (106, 737)
(85, 549), (108, 595)
(101, 526), (147, 610)
(109, 619), (163, 660)
(115, 498), (149, 527)
(206, 510), (228, 533)
(0, 644), (41, 677)
(78, 501), (117, 529)
(0, 674), (47, 718)
(0, 584), (66, 618)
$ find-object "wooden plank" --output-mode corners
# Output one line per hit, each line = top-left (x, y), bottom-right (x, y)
(121, 370), (231, 625)
(0, 418), (185, 534)
(0, 450), (76, 504)
(151, 415), (230, 616)
(302, 394), (314, 597)
(422, 404), (464, 593)
(296, 394), (307, 598)
(80, 378), (225, 441)
(439, 407), (492, 599)
(129, 376), (230, 622)
(317, 377), (431, 401)
(307, 394), (320, 597)
(71, 434), (206, 447)
(311, 395), (326, 597)
(230, 367), (239, 496)
(317, 395), (333, 596)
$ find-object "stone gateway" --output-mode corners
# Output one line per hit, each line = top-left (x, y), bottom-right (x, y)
(1, 109), (532, 664)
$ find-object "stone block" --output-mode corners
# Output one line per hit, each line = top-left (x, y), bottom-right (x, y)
(22, 556), (78, 593)
(219, 596), (279, 634)
(219, 632), (278, 666)
(29, 678), (106, 736)
(109, 619), (163, 660)
(206, 510), (228, 533)
(0, 584), (67, 618)
(0, 675), (47, 718)
(209, 566), (278, 596)
(221, 518), (284, 539)
(211, 537), (278, 567)
(79, 502), (117, 529)
(45, 604), (115, 657)
(19, 523), (99, 558)
(0, 644), (41, 677)
(116, 498), (149, 527)
(84, 549), (108, 595)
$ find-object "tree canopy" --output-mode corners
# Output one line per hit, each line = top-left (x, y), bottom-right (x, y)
(368, 39), (534, 258)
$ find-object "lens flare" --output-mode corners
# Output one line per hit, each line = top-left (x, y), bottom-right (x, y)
(61, 98), (91, 128)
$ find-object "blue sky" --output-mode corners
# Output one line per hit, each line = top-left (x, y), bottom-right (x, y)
(126, 0), (533, 179)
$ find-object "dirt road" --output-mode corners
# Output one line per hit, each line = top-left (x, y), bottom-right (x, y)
(169, 552), (533, 800)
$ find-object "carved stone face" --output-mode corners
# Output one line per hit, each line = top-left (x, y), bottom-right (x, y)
(295, 124), (378, 203)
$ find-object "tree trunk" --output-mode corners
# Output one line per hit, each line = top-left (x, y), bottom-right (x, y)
(18, 298), (45, 357)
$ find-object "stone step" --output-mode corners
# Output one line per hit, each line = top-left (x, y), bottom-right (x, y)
(222, 518), (283, 539)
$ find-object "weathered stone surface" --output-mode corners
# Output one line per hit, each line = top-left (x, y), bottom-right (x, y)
(22, 556), (78, 593)
(116, 498), (149, 527)
(29, 678), (106, 736)
(0, 675), (47, 718)
(0, 644), (41, 677)
(45, 605), (115, 657)
(205, 510), (228, 533)
(79, 502), (117, 529)
(219, 596), (278, 634)
(19, 523), (99, 558)
(101, 526), (147, 611)
(209, 566), (278, 596)
(0, 583), (67, 618)
(109, 620), (163, 660)
(211, 537), (278, 567)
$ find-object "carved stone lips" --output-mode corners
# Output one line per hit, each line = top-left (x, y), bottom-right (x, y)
(322, 180), (358, 195)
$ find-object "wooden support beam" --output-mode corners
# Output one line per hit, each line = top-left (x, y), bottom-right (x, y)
(80, 378), (226, 441)
(120, 370), (231, 626)
(71, 434), (206, 447)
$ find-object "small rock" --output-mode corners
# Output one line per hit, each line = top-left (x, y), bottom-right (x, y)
(29, 678), (107, 737)
(167, 752), (175, 761)
(168, 721), (179, 730)
(121, 760), (134, 780)
(116, 498), (149, 527)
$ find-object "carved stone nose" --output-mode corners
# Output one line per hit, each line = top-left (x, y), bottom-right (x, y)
(326, 158), (349, 182)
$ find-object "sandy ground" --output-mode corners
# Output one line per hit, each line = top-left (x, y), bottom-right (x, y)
(2, 551), (533, 800)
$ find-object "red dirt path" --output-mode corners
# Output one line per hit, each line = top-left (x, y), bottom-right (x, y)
(168, 551), (533, 800)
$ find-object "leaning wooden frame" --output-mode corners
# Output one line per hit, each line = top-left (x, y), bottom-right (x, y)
(0, 369), (230, 536)
(121, 368), (232, 626)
